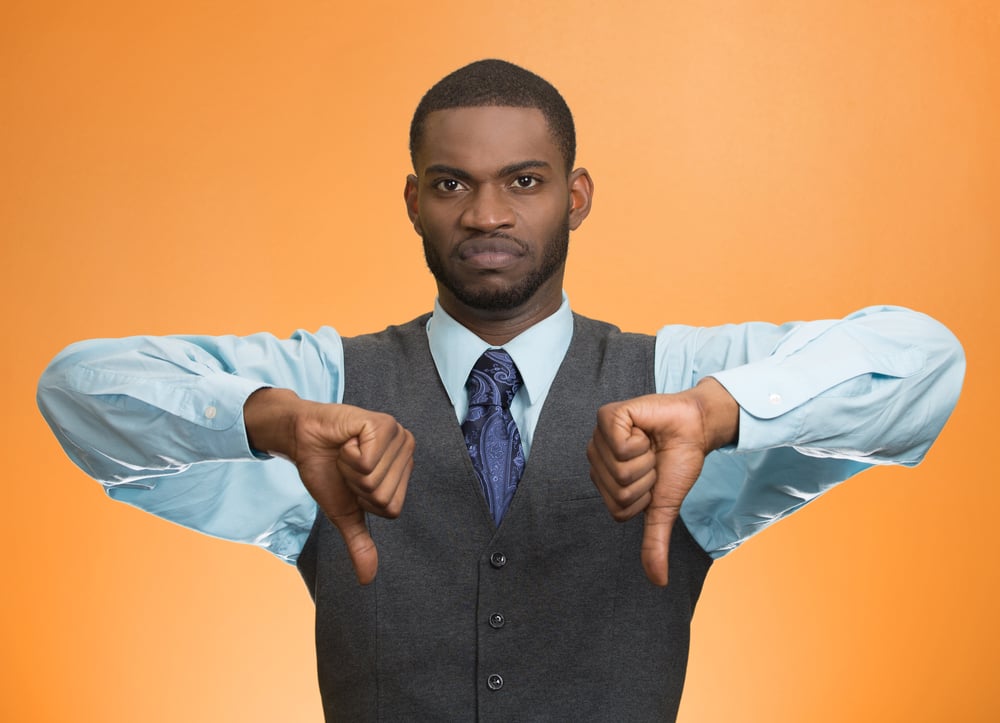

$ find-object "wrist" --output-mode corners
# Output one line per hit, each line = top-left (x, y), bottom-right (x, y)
(244, 387), (304, 458)
(691, 377), (740, 451)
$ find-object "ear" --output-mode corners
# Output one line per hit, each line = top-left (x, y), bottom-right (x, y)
(404, 174), (423, 236)
(567, 168), (594, 231)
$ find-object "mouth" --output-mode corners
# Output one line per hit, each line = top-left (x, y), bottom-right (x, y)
(457, 235), (526, 270)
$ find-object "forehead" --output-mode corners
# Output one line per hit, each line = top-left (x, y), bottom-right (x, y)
(414, 106), (561, 174)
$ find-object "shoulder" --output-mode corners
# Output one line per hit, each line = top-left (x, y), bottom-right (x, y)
(341, 314), (434, 372)
(568, 313), (655, 371)
(570, 313), (654, 346)
(341, 314), (432, 347)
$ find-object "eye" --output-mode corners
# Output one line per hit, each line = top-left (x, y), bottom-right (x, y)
(512, 175), (540, 189)
(433, 178), (464, 193)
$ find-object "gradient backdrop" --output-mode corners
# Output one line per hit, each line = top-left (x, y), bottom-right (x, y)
(3, 1), (997, 721)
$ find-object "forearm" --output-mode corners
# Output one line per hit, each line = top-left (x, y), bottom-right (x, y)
(710, 306), (965, 464)
(37, 337), (264, 482)
(36, 329), (345, 481)
(659, 305), (965, 464)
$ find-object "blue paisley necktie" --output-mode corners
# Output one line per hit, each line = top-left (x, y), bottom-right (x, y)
(461, 349), (525, 525)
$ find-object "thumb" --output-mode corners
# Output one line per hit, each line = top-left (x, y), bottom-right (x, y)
(641, 498), (677, 587)
(640, 445), (701, 586)
(329, 506), (379, 585)
(298, 450), (380, 585)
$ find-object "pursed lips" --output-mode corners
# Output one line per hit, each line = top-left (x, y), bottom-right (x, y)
(457, 235), (526, 270)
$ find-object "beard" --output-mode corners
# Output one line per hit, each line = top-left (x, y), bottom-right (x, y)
(422, 217), (570, 312)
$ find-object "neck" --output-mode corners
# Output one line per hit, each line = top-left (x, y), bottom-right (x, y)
(438, 286), (563, 346)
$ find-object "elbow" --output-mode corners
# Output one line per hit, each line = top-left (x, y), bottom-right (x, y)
(36, 339), (112, 478)
(870, 306), (966, 419)
(37, 337), (117, 409)
(37, 344), (77, 427)
(927, 316), (966, 419)
(37, 340), (93, 421)
(904, 318), (966, 463)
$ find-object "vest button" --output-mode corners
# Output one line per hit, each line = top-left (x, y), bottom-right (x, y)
(487, 673), (504, 691)
(490, 552), (507, 568)
(489, 612), (505, 629)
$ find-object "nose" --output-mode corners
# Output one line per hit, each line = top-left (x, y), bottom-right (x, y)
(460, 185), (515, 232)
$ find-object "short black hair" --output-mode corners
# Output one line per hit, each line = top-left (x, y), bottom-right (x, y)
(409, 59), (576, 173)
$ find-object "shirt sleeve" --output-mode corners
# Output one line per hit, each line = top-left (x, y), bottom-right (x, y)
(655, 305), (965, 558)
(36, 328), (346, 563)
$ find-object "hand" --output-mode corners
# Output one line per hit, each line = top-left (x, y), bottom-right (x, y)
(587, 378), (738, 586)
(244, 388), (415, 585)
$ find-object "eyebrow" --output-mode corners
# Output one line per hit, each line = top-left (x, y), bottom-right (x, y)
(424, 164), (473, 182)
(498, 160), (551, 177)
(423, 159), (552, 181)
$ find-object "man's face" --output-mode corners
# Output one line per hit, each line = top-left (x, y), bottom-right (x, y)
(405, 106), (591, 316)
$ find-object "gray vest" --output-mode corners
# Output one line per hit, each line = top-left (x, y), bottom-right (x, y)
(297, 314), (712, 721)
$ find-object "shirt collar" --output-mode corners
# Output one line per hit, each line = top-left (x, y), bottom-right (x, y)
(426, 294), (574, 408)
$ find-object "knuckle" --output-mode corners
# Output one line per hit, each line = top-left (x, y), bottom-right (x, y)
(609, 484), (633, 506)
(352, 471), (379, 493)
(588, 469), (604, 489)
(368, 483), (394, 508)
(612, 466), (633, 486)
(595, 404), (615, 426)
(612, 462), (642, 487)
(611, 507), (632, 522)
(359, 462), (379, 477)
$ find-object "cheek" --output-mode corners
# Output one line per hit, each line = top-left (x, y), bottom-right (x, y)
(531, 201), (571, 232)
(414, 212), (458, 251)
(417, 204), (456, 234)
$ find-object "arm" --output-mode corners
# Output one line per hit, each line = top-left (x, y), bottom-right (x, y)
(35, 329), (357, 563)
(589, 306), (965, 585)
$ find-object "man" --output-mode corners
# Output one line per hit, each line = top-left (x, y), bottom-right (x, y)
(37, 60), (964, 721)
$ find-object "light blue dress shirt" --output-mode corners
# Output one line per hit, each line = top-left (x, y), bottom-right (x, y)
(37, 298), (965, 563)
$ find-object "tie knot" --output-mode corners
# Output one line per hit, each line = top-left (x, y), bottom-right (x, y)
(466, 349), (522, 409)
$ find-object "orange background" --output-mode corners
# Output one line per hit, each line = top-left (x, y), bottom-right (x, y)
(3, 1), (997, 721)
